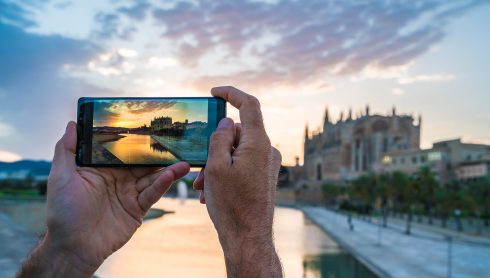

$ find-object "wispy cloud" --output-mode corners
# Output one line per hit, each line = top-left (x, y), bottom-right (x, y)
(147, 0), (483, 91)
(397, 74), (455, 84)
(0, 3), (111, 158)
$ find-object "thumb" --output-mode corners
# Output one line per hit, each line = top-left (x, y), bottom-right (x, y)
(52, 121), (77, 172)
(207, 118), (235, 168)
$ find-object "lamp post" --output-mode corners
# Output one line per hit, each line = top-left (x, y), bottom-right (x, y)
(454, 209), (462, 232)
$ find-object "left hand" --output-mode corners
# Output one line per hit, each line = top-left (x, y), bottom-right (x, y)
(20, 121), (190, 277)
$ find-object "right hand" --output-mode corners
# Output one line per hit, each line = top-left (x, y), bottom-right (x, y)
(193, 86), (282, 277)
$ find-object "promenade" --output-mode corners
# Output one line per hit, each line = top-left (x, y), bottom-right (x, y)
(151, 135), (207, 161)
(302, 206), (490, 278)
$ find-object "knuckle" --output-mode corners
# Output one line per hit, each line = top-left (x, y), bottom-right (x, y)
(204, 163), (221, 177)
(246, 95), (261, 108)
(271, 147), (282, 165)
(210, 130), (230, 143)
(55, 138), (64, 151)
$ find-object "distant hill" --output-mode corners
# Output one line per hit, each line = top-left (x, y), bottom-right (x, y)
(0, 160), (52, 176)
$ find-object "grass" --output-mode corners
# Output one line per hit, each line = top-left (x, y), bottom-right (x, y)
(0, 188), (45, 201)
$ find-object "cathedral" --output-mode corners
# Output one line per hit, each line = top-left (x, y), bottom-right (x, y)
(295, 106), (421, 184)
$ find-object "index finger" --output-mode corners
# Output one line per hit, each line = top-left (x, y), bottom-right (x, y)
(211, 86), (265, 132)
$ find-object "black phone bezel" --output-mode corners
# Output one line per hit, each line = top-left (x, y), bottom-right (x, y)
(76, 97), (226, 167)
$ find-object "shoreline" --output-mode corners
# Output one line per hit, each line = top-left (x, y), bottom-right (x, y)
(93, 133), (126, 143)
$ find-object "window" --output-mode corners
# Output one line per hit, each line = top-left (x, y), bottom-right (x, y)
(412, 156), (417, 164)
(428, 152), (442, 161)
(317, 164), (322, 180)
(400, 157), (405, 164)
(421, 155), (427, 163)
(383, 137), (389, 152)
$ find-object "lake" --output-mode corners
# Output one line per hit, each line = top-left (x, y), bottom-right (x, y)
(96, 199), (377, 278)
(102, 134), (178, 164)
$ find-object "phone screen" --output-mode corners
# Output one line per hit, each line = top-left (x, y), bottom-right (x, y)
(76, 97), (226, 167)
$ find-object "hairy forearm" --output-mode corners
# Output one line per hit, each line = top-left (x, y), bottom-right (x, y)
(219, 231), (283, 278)
(17, 233), (96, 278)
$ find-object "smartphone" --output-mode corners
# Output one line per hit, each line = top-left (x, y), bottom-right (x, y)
(76, 97), (226, 167)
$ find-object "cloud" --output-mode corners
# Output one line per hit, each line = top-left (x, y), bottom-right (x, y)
(0, 121), (15, 137)
(93, 12), (136, 40)
(86, 48), (138, 76)
(148, 0), (484, 91)
(0, 149), (22, 162)
(397, 74), (455, 84)
(0, 18), (112, 159)
(125, 100), (177, 114)
(117, 0), (151, 21)
(0, 0), (36, 28)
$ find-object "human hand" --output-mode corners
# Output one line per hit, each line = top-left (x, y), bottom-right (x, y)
(193, 86), (282, 277)
(17, 122), (190, 277)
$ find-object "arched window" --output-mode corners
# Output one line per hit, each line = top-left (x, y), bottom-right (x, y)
(317, 163), (322, 180)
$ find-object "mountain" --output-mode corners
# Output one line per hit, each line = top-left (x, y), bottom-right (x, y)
(0, 160), (52, 176)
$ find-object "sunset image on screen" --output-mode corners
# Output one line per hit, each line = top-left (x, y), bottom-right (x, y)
(91, 99), (209, 165)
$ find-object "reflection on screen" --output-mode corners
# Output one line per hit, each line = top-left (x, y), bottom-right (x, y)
(91, 99), (210, 165)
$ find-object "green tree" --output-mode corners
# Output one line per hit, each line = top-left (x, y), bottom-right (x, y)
(322, 183), (340, 206)
(469, 178), (490, 226)
(351, 174), (380, 215)
(387, 171), (410, 214)
(414, 166), (439, 224)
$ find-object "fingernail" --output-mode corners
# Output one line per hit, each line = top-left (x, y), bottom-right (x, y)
(217, 118), (232, 129)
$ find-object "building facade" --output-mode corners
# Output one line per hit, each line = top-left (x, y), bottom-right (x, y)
(380, 139), (490, 183)
(302, 106), (421, 183)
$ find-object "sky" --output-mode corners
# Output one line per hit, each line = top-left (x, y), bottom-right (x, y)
(92, 99), (208, 127)
(0, 0), (489, 165)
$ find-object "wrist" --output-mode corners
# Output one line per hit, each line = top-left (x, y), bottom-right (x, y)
(219, 231), (282, 277)
(33, 233), (98, 277)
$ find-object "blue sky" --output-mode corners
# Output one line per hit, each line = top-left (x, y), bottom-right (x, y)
(0, 0), (489, 165)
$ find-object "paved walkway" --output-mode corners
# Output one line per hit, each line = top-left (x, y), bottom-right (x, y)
(0, 213), (37, 278)
(302, 207), (490, 278)
(152, 135), (207, 161)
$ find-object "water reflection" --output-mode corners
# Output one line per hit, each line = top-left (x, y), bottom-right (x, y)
(102, 134), (178, 164)
(303, 253), (378, 278)
(96, 199), (376, 278)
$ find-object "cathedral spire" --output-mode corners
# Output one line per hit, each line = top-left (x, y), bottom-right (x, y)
(366, 105), (370, 116)
(304, 124), (309, 140)
(323, 107), (330, 125)
(348, 108), (352, 120)
(418, 114), (422, 126)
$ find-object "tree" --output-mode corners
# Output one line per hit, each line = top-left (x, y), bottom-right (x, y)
(415, 166), (439, 224)
(469, 178), (490, 226)
(387, 171), (410, 214)
(322, 183), (340, 206)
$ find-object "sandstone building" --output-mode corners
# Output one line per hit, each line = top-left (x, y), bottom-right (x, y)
(300, 106), (421, 183)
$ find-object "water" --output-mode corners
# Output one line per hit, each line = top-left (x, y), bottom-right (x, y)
(103, 134), (178, 164)
(95, 199), (377, 277)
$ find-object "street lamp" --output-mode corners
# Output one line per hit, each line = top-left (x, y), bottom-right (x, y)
(454, 209), (462, 232)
